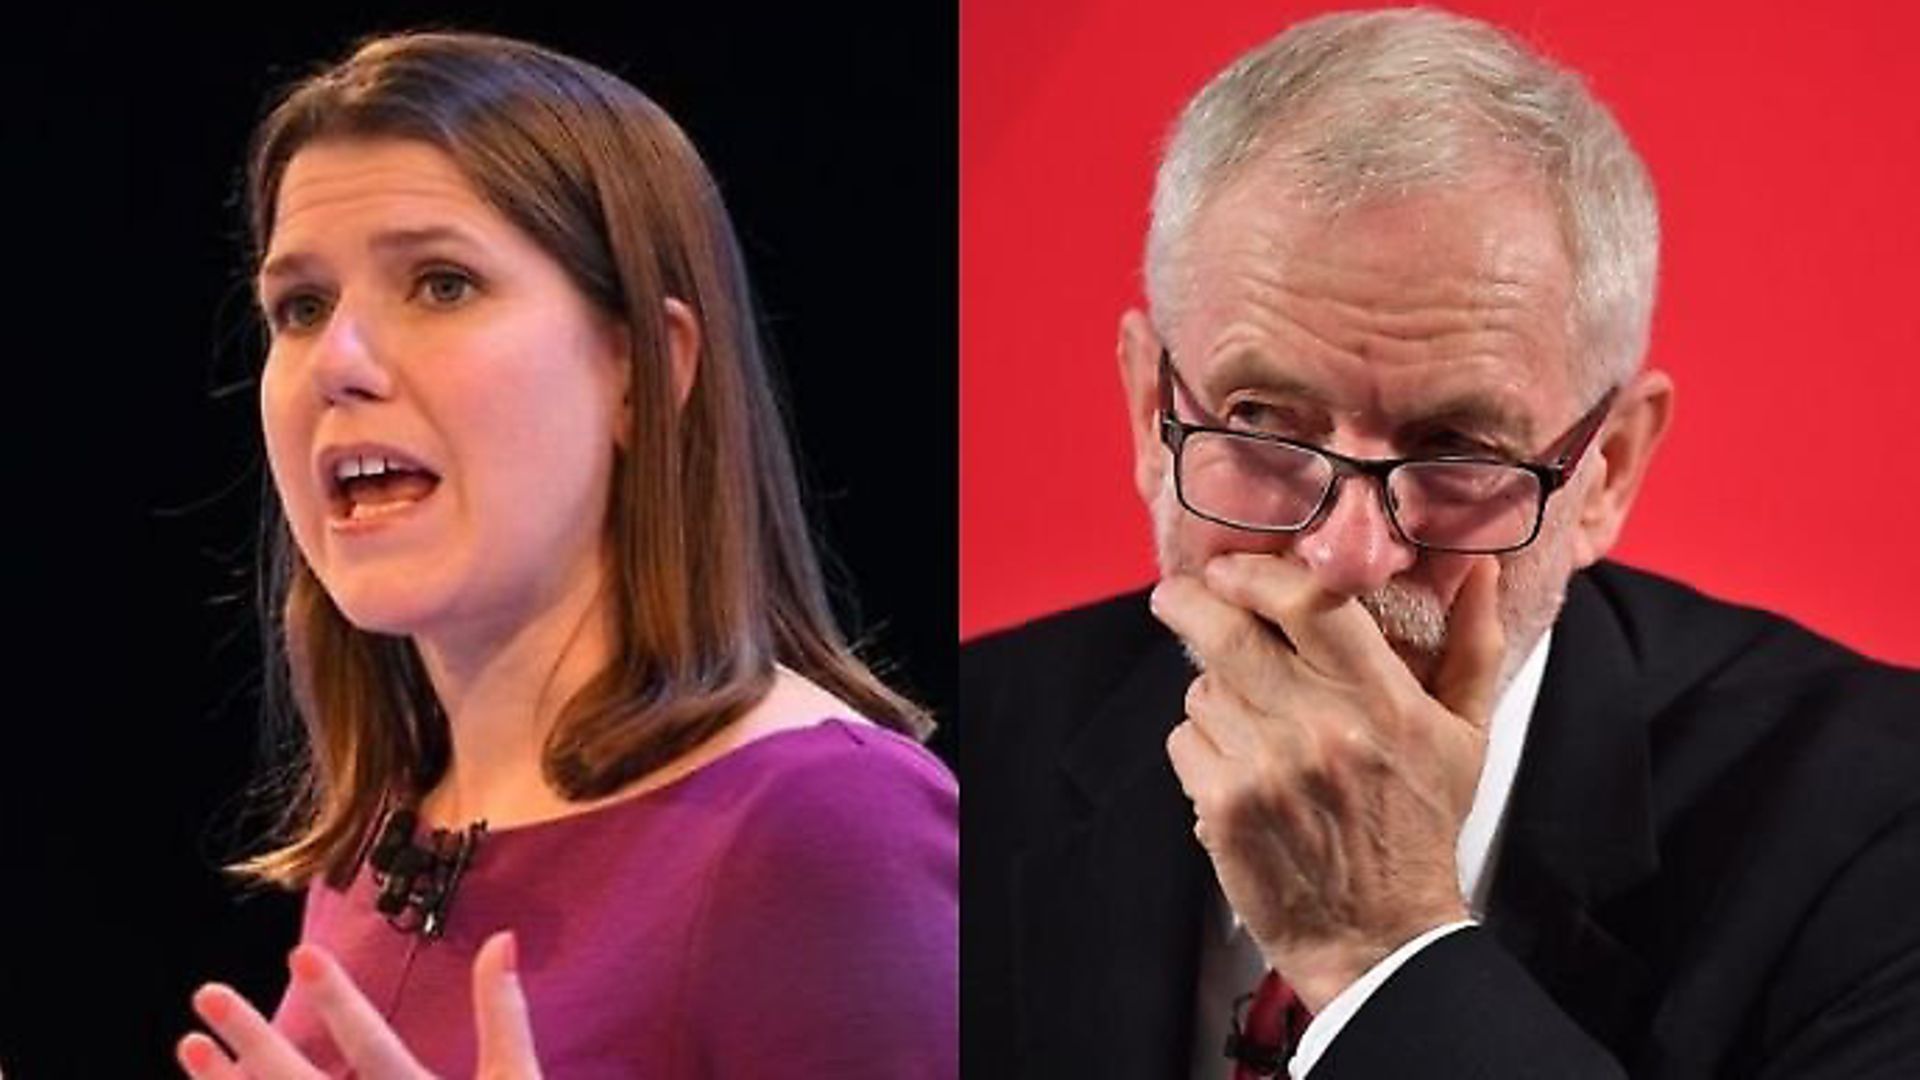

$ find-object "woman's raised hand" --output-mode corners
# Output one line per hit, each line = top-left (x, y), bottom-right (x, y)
(177, 931), (542, 1079)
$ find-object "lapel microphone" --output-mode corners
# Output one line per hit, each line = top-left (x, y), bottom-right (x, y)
(368, 805), (487, 940)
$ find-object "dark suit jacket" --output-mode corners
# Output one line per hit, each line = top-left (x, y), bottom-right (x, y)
(961, 561), (1920, 1077)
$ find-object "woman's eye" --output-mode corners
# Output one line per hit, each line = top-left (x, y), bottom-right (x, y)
(270, 292), (329, 332)
(415, 269), (477, 307)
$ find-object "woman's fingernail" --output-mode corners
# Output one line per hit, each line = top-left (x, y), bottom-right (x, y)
(288, 945), (324, 984)
(501, 931), (518, 975)
(178, 1034), (213, 1071)
(191, 985), (230, 1023)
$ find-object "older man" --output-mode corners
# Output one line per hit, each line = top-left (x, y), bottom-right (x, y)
(962, 9), (1920, 1078)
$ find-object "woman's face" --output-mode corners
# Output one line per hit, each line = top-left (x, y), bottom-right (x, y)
(258, 137), (629, 646)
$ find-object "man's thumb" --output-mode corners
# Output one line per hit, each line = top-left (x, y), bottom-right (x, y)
(1430, 557), (1505, 725)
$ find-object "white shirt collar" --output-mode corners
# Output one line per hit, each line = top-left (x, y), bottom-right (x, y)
(1459, 626), (1552, 915)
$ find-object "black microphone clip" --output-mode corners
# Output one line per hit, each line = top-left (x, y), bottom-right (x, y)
(368, 805), (486, 940)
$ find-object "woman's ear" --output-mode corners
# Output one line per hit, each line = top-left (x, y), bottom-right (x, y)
(610, 299), (700, 451)
(663, 298), (700, 410)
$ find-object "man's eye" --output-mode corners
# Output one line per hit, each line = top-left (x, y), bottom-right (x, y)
(414, 268), (478, 307)
(1224, 401), (1296, 433)
(270, 292), (329, 333)
(1419, 433), (1503, 458)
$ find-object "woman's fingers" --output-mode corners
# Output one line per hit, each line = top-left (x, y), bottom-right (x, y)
(186, 983), (325, 1079)
(471, 931), (543, 1078)
(174, 1031), (247, 1080)
(183, 938), (543, 1079)
(289, 944), (429, 1077)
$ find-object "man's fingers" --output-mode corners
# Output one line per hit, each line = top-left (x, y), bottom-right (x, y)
(1202, 553), (1408, 691)
(1166, 717), (1226, 804)
(188, 983), (324, 1079)
(1429, 556), (1505, 725)
(1184, 672), (1261, 758)
(472, 931), (542, 1078)
(290, 944), (427, 1076)
(1150, 574), (1302, 702)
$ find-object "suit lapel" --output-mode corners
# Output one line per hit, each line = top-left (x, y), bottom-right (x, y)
(1486, 568), (1662, 1054)
(1012, 621), (1211, 1078)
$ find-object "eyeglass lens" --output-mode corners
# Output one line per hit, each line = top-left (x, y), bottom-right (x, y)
(1177, 432), (1543, 551)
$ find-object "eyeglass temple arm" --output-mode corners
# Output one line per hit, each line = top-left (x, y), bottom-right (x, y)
(1157, 349), (1174, 430)
(1157, 349), (1211, 446)
(1540, 387), (1619, 487)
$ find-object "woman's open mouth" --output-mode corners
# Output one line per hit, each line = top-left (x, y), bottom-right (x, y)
(325, 452), (443, 526)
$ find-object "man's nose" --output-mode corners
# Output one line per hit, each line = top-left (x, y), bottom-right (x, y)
(1291, 474), (1418, 596)
(310, 302), (393, 404)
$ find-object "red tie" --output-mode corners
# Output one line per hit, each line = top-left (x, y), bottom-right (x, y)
(1228, 970), (1314, 1079)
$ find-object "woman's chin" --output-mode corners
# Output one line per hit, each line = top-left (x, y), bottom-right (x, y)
(322, 575), (455, 639)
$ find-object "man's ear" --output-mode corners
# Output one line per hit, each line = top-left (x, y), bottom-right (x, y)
(1118, 309), (1168, 507)
(1569, 368), (1675, 568)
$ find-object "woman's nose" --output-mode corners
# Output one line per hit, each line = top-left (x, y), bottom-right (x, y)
(310, 302), (393, 404)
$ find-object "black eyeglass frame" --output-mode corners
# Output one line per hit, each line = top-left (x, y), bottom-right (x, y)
(1156, 349), (1618, 554)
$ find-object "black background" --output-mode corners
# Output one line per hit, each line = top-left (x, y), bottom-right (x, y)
(0, 7), (954, 1075)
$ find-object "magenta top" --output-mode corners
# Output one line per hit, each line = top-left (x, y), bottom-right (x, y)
(272, 719), (957, 1078)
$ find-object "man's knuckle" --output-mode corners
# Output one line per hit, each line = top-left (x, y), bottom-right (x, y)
(1217, 770), (1267, 822)
(1184, 675), (1210, 716)
(1193, 785), (1232, 829)
(1279, 585), (1318, 628)
(1219, 616), (1263, 660)
(1335, 722), (1388, 770)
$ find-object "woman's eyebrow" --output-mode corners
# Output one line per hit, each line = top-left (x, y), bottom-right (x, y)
(365, 224), (488, 262)
(258, 224), (488, 287)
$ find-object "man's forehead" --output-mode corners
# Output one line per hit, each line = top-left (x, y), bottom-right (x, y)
(1190, 163), (1572, 290)
(1169, 163), (1580, 425)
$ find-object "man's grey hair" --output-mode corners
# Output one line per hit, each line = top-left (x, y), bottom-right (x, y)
(1146, 8), (1659, 400)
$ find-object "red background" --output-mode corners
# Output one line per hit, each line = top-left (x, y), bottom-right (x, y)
(961, 1), (1920, 665)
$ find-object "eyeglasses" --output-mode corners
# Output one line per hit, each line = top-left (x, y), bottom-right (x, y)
(1157, 350), (1615, 554)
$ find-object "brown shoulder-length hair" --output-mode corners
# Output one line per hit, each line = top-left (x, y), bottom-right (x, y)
(235, 30), (932, 889)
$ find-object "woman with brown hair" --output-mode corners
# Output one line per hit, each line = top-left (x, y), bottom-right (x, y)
(175, 30), (955, 1078)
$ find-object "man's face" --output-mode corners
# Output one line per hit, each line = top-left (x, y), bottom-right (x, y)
(1134, 165), (1598, 686)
